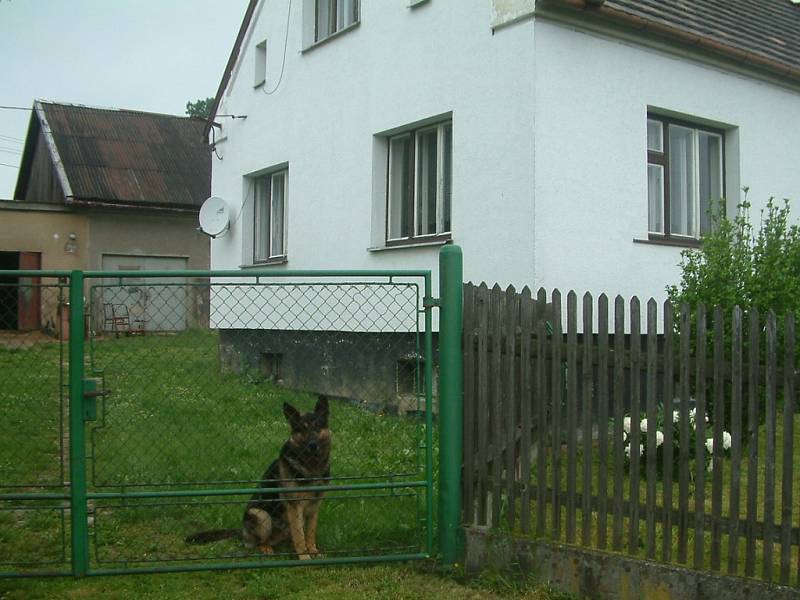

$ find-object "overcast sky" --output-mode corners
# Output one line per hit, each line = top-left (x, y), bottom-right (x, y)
(0, 0), (250, 198)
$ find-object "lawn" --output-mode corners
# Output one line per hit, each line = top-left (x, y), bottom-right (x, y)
(479, 409), (800, 586)
(1, 328), (429, 571)
(0, 328), (578, 598)
(0, 563), (579, 600)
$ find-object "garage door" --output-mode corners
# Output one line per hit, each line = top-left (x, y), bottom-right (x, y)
(101, 255), (188, 332)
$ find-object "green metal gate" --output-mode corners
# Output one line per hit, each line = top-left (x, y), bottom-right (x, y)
(1, 256), (465, 578)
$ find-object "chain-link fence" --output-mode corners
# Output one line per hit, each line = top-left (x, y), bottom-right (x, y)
(0, 274), (71, 575)
(1, 269), (435, 576)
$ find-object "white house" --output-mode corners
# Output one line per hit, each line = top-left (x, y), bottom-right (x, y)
(202, 0), (800, 407)
(205, 0), (800, 303)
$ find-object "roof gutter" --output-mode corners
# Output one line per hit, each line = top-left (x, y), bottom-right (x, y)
(540, 0), (800, 86)
(64, 197), (201, 214)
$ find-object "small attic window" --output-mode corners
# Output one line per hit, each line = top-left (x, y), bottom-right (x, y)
(255, 40), (267, 88)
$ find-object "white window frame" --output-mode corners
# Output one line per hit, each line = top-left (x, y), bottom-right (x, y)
(647, 114), (724, 241)
(315, 0), (359, 43)
(254, 40), (267, 88)
(386, 120), (452, 245)
(253, 169), (288, 263)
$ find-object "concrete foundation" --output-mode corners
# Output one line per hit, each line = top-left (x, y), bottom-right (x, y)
(464, 526), (800, 600)
(219, 329), (438, 414)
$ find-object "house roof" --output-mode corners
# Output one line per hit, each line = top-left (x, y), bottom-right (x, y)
(207, 0), (800, 126)
(204, 0), (260, 138)
(15, 101), (211, 211)
(548, 0), (800, 81)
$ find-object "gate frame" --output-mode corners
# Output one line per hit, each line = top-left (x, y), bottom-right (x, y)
(2, 254), (466, 577)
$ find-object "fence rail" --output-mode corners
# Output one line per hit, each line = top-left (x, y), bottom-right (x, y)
(463, 282), (800, 587)
(1, 267), (440, 578)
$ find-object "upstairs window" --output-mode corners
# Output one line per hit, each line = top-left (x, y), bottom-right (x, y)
(315, 0), (359, 42)
(254, 169), (287, 263)
(387, 120), (452, 245)
(647, 115), (724, 240)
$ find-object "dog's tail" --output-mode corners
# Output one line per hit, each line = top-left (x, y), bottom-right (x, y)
(184, 529), (239, 544)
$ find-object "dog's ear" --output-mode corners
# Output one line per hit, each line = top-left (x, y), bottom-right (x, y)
(283, 402), (302, 430)
(315, 395), (329, 425)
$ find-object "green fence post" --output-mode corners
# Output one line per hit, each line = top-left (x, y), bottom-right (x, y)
(439, 245), (463, 566)
(68, 270), (89, 576)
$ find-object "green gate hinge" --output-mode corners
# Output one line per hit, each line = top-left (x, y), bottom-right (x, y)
(423, 296), (440, 309)
(82, 378), (109, 422)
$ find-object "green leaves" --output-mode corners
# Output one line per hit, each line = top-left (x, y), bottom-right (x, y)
(669, 194), (800, 318)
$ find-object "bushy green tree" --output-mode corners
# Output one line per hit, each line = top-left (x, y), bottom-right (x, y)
(185, 97), (215, 119)
(668, 193), (800, 316)
(667, 192), (800, 430)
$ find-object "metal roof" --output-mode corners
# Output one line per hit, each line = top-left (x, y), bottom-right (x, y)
(19, 101), (211, 211)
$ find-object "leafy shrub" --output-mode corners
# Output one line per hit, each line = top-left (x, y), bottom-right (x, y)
(667, 193), (800, 430)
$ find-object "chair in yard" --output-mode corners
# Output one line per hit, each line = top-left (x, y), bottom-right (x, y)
(103, 303), (131, 337)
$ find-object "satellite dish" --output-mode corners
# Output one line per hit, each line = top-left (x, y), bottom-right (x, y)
(198, 196), (230, 238)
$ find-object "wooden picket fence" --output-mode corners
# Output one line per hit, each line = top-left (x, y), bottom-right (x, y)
(462, 282), (800, 586)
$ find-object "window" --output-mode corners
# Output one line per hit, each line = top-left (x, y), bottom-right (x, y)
(253, 170), (287, 262)
(647, 115), (724, 240)
(254, 40), (267, 87)
(386, 120), (452, 244)
(315, 0), (359, 42)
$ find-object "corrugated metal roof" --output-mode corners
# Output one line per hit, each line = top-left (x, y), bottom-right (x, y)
(602, 0), (800, 74)
(39, 101), (210, 210)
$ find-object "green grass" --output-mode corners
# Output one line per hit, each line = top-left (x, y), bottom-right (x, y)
(1, 329), (432, 570)
(0, 328), (576, 597)
(482, 411), (800, 586)
(0, 563), (579, 600)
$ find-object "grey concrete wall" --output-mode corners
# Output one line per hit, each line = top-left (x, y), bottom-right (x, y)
(464, 527), (800, 600)
(219, 329), (437, 414)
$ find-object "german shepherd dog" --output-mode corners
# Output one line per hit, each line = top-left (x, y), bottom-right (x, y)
(186, 395), (331, 559)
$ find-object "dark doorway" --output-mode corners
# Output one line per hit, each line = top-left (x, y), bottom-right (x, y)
(0, 251), (19, 330)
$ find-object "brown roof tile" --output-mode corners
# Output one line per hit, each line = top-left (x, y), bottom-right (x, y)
(37, 102), (210, 210)
(603, 0), (800, 73)
(546, 0), (800, 80)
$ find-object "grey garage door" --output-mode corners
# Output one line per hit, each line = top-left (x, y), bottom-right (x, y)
(100, 255), (188, 332)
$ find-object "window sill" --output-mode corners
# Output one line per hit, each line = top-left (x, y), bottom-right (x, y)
(302, 21), (360, 54)
(239, 256), (288, 268)
(633, 236), (701, 249)
(369, 236), (451, 252)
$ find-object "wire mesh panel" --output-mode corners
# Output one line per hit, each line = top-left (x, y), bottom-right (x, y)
(82, 272), (432, 571)
(0, 274), (71, 576)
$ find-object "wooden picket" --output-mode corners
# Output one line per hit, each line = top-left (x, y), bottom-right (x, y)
(462, 282), (800, 587)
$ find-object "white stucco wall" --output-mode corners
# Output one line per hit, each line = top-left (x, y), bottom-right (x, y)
(532, 19), (800, 305)
(211, 3), (800, 312)
(210, 1), (536, 296)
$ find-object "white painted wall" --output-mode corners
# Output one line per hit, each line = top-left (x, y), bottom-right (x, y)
(210, 0), (536, 298)
(211, 2), (800, 315)
(532, 19), (800, 305)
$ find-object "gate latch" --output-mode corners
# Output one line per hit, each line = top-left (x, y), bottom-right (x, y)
(82, 378), (110, 422)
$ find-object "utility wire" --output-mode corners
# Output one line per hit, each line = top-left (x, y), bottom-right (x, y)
(0, 105), (32, 111)
(0, 162), (19, 168)
(262, 0), (292, 96)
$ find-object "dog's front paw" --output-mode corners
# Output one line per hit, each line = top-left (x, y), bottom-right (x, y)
(298, 553), (312, 561)
(307, 546), (324, 559)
